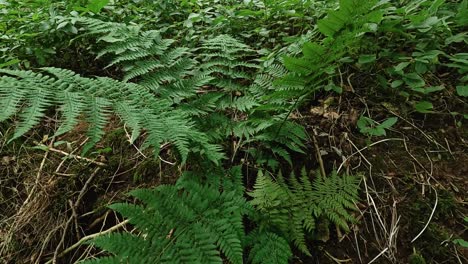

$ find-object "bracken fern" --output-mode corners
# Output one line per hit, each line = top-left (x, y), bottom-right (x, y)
(248, 169), (360, 255)
(0, 67), (223, 162)
(81, 167), (250, 264)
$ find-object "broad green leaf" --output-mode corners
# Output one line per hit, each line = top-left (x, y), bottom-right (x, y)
(456, 85), (468, 97)
(87, 0), (110, 13)
(338, 57), (354, 63)
(64, 24), (78, 34)
(0, 59), (20, 68)
(236, 9), (262, 17)
(414, 101), (433, 113)
(38, 21), (51, 31)
(403, 73), (425, 87)
(453, 239), (468, 248)
(415, 61), (427, 74)
(394, 62), (410, 72)
(379, 117), (398, 129)
(324, 83), (342, 94)
(445, 32), (467, 45)
(357, 116), (370, 131)
(391, 80), (404, 88)
(371, 127), (386, 136)
(358, 54), (376, 64)
(357, 116), (389, 136)
(411, 85), (445, 94)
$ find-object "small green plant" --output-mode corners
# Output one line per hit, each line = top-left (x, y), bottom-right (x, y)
(357, 116), (398, 136)
(452, 217), (468, 248)
(409, 248), (427, 264)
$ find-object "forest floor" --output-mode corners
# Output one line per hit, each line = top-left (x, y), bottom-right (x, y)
(296, 91), (468, 263)
(1, 86), (466, 263)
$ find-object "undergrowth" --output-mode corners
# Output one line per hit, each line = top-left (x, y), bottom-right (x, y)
(0, 0), (466, 263)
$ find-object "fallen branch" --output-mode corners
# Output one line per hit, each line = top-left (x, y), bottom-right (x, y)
(34, 141), (106, 167)
(44, 219), (129, 264)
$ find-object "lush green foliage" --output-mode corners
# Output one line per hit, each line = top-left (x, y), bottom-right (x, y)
(82, 167), (249, 264)
(1, 0), (466, 263)
(80, 167), (359, 264)
(279, 0), (384, 100)
(366, 0), (467, 114)
(0, 67), (222, 162)
(249, 170), (360, 255)
(0, 0), (105, 67)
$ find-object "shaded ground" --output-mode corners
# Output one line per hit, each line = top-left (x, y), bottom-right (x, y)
(297, 89), (467, 263)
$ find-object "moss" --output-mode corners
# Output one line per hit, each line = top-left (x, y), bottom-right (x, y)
(133, 158), (160, 183)
(102, 127), (127, 150)
(409, 251), (426, 264)
(313, 217), (330, 242)
(414, 223), (451, 259)
(400, 183), (463, 262)
(435, 189), (457, 218)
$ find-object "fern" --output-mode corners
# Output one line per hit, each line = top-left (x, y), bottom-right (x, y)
(81, 167), (250, 264)
(245, 230), (292, 264)
(76, 17), (206, 101)
(248, 169), (360, 255)
(55, 91), (86, 137)
(80, 166), (301, 264)
(195, 35), (259, 112)
(317, 0), (382, 38)
(76, 17), (308, 165)
(187, 35), (308, 165)
(312, 171), (361, 230)
(82, 97), (110, 154)
(10, 87), (53, 143)
(276, 0), (383, 102)
(0, 67), (223, 162)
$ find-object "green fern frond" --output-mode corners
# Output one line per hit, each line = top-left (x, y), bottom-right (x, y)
(90, 233), (150, 261)
(123, 60), (165, 82)
(74, 17), (203, 101)
(0, 83), (26, 122)
(76, 17), (133, 36)
(246, 230), (292, 264)
(249, 169), (360, 255)
(9, 87), (52, 142)
(311, 171), (361, 231)
(113, 101), (142, 143)
(270, 0), (384, 105)
(161, 74), (214, 101)
(80, 256), (122, 264)
(82, 97), (111, 155)
(55, 91), (86, 137)
(317, 0), (380, 37)
(0, 68), (222, 163)
(83, 169), (248, 264)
